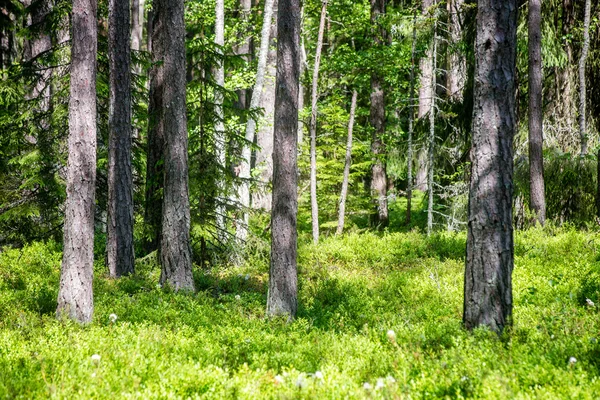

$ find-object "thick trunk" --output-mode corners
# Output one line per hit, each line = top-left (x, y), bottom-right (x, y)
(426, 18), (437, 236)
(418, 0), (435, 118)
(234, 0), (252, 110)
(235, 0), (276, 242)
(154, 0), (194, 291)
(308, 0), (327, 245)
(336, 89), (358, 235)
(406, 10), (417, 224)
(131, 0), (144, 52)
(107, 0), (135, 277)
(370, 0), (388, 229)
(57, 0), (98, 323)
(266, 0), (300, 318)
(464, 0), (517, 334)
(214, 0), (227, 238)
(528, 0), (545, 225)
(447, 0), (466, 101)
(578, 0), (591, 155)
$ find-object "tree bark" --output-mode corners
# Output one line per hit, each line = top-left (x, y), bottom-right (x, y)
(578, 0), (591, 156)
(214, 0), (226, 239)
(131, 0), (144, 53)
(447, 0), (466, 101)
(406, 9), (417, 224)
(153, 0), (194, 291)
(266, 0), (300, 318)
(336, 89), (357, 235)
(528, 0), (545, 225)
(426, 16), (437, 236)
(418, 0), (435, 118)
(464, 0), (517, 334)
(107, 0), (135, 277)
(57, 0), (98, 323)
(308, 0), (327, 245)
(234, 0), (252, 111)
(370, 0), (388, 229)
(235, 0), (276, 243)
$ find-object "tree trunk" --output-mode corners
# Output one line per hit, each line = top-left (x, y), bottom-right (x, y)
(153, 0), (194, 291)
(447, 0), (466, 101)
(418, 0), (435, 118)
(528, 0), (545, 225)
(107, 0), (135, 277)
(235, 0), (276, 243)
(406, 9), (417, 224)
(56, 0), (98, 323)
(370, 0), (388, 229)
(234, 0), (252, 111)
(464, 0), (517, 334)
(214, 0), (227, 239)
(426, 17), (437, 236)
(578, 0), (591, 155)
(309, 0), (327, 245)
(266, 0), (300, 318)
(131, 0), (144, 52)
(336, 89), (358, 235)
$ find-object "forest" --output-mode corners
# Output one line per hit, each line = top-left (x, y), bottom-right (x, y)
(1, 0), (600, 397)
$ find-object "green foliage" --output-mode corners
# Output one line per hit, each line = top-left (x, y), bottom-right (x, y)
(2, 228), (600, 398)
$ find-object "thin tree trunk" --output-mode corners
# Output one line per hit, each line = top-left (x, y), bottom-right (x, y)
(57, 0), (98, 323)
(447, 0), (466, 101)
(528, 0), (545, 225)
(235, 0), (276, 243)
(406, 9), (417, 224)
(309, 0), (327, 245)
(578, 0), (591, 155)
(234, 0), (252, 110)
(370, 0), (388, 229)
(154, 0), (194, 291)
(418, 0), (435, 118)
(107, 0), (135, 277)
(426, 17), (437, 236)
(214, 0), (227, 239)
(336, 89), (358, 235)
(464, 0), (517, 334)
(131, 0), (144, 53)
(266, 0), (300, 318)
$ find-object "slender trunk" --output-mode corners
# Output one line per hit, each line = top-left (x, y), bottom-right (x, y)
(214, 0), (227, 239)
(107, 0), (135, 277)
(309, 0), (327, 245)
(57, 0), (98, 323)
(418, 0), (434, 118)
(528, 0), (545, 225)
(370, 0), (388, 229)
(298, 4), (307, 146)
(336, 89), (358, 235)
(447, 0), (466, 101)
(464, 0), (517, 334)
(154, 0), (194, 291)
(266, 0), (300, 318)
(234, 0), (252, 110)
(427, 17), (437, 236)
(406, 9), (417, 224)
(131, 0), (144, 53)
(578, 0), (591, 155)
(235, 0), (276, 242)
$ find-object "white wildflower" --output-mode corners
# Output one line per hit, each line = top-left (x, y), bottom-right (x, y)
(314, 371), (324, 380)
(375, 378), (385, 390)
(363, 382), (372, 391)
(244, 274), (250, 281)
(386, 329), (396, 343)
(91, 372), (96, 378)
(274, 375), (284, 384)
(109, 313), (118, 323)
(235, 295), (241, 301)
(586, 298), (595, 307)
(91, 354), (101, 363)
(569, 357), (577, 365)
(386, 375), (396, 384)
(296, 376), (305, 388)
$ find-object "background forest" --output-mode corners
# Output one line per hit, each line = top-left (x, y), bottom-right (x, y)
(1, 0), (600, 398)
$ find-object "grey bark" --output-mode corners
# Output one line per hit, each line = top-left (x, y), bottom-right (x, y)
(153, 0), (195, 291)
(370, 0), (388, 229)
(464, 0), (517, 334)
(336, 89), (358, 235)
(214, 0), (226, 238)
(234, 0), (252, 110)
(415, 147), (428, 191)
(418, 0), (434, 118)
(528, 0), (545, 225)
(309, 0), (327, 245)
(107, 0), (135, 277)
(235, 0), (276, 242)
(427, 17), (437, 236)
(406, 9), (417, 224)
(57, 0), (98, 323)
(578, 0), (591, 155)
(447, 0), (466, 101)
(131, 0), (144, 53)
(266, 0), (300, 318)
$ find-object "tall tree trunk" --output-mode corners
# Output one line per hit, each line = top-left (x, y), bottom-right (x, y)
(447, 0), (466, 101)
(578, 0), (591, 155)
(234, 0), (252, 111)
(418, 0), (435, 119)
(308, 0), (327, 245)
(154, 0), (194, 291)
(406, 9), (417, 224)
(131, 0), (144, 53)
(336, 89), (358, 235)
(214, 0), (227, 239)
(266, 0), (300, 318)
(107, 0), (135, 277)
(56, 0), (98, 323)
(235, 0), (276, 243)
(426, 17), (437, 236)
(464, 0), (517, 334)
(528, 0), (545, 225)
(370, 0), (388, 229)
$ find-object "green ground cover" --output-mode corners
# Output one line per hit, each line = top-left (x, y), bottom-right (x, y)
(1, 226), (600, 398)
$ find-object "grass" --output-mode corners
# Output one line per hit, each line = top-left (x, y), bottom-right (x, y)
(1, 226), (600, 398)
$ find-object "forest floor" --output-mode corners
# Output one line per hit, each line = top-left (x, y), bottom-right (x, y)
(1, 225), (600, 398)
